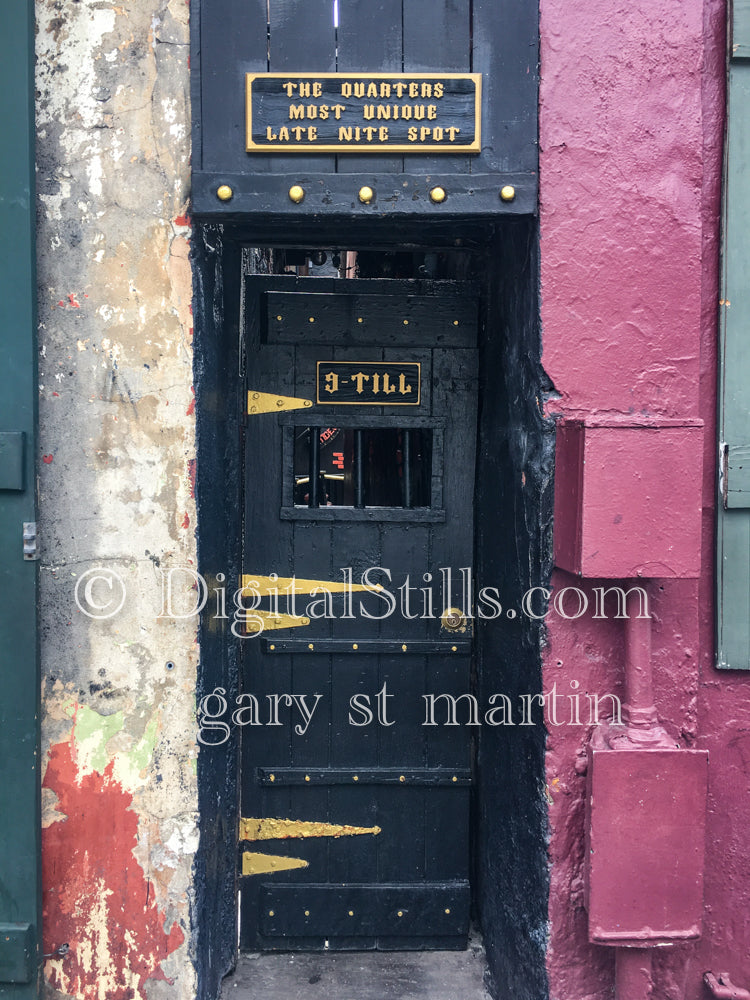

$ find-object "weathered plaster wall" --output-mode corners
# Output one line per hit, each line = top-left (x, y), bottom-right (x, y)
(539, 1), (746, 998)
(35, 2), (198, 997)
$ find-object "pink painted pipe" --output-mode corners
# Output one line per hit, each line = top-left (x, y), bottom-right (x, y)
(616, 949), (653, 1000)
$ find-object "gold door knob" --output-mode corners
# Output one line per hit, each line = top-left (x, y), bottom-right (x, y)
(441, 607), (467, 632)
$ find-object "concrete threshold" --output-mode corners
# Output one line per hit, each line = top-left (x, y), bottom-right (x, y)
(219, 931), (493, 1000)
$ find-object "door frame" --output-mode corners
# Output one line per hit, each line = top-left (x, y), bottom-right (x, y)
(192, 224), (551, 999)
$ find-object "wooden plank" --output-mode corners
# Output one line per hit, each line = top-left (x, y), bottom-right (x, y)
(403, 0), (472, 175)
(266, 0), (337, 174)
(336, 0), (403, 174)
(200, 0), (269, 173)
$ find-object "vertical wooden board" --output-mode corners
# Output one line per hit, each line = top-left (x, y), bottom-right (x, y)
(425, 787), (471, 880)
(326, 784), (381, 883)
(200, 0), (269, 172)
(472, 0), (538, 174)
(382, 346), (432, 414)
(267, 0), (337, 173)
(402, 0), (472, 175)
(424, 654), (473, 768)
(375, 787), (426, 882)
(336, 0), (403, 173)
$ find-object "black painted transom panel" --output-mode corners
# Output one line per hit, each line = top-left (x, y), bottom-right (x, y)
(191, 0), (538, 219)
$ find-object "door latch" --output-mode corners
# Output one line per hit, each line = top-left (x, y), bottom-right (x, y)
(441, 607), (467, 632)
(23, 522), (39, 561)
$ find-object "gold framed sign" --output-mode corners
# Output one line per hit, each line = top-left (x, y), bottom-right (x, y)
(246, 73), (481, 154)
(316, 362), (421, 405)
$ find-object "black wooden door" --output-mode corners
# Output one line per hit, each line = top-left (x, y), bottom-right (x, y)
(240, 275), (478, 950)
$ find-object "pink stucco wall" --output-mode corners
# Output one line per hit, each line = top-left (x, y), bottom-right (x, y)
(539, 0), (750, 997)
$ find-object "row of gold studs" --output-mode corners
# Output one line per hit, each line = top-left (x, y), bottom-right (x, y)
(216, 183), (516, 204)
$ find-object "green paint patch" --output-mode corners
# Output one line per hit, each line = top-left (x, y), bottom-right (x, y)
(66, 702), (125, 773)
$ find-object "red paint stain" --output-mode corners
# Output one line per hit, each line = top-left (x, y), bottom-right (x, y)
(52, 392), (60, 397)
(68, 293), (81, 308)
(186, 386), (195, 416)
(174, 214), (191, 227)
(43, 741), (184, 999)
(187, 458), (196, 498)
(43, 454), (54, 464)
(181, 512), (190, 529)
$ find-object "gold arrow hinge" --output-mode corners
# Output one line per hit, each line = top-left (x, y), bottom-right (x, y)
(240, 817), (382, 842)
(247, 390), (313, 415)
(245, 610), (311, 633)
(242, 575), (380, 596)
(241, 852), (310, 876)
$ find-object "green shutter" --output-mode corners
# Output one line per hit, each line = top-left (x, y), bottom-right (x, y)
(717, 0), (750, 667)
(0, 0), (42, 993)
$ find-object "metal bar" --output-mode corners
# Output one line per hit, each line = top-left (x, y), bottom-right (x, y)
(256, 768), (472, 786)
(403, 428), (413, 507)
(308, 427), (320, 507)
(262, 638), (471, 654)
(354, 429), (364, 507)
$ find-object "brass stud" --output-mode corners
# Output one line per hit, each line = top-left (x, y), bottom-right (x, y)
(401, 644), (407, 652)
(309, 316), (315, 323)
(308, 643), (314, 650)
(353, 775), (359, 782)
(500, 184), (516, 202)
(216, 184), (233, 202)
(269, 774), (275, 782)
(289, 184), (305, 203)
(397, 910), (404, 918)
(305, 775), (310, 782)
(445, 908), (451, 915)
(348, 910), (354, 917)
(305, 910), (310, 917)
(429, 186), (446, 204)
(269, 910), (275, 917)
(358, 185), (374, 204)
(403, 319), (409, 325)
(357, 317), (363, 323)
(399, 775), (405, 783)
(451, 645), (457, 652)
(276, 315), (283, 321)
(452, 776), (458, 783)
(270, 644), (276, 650)
(453, 320), (459, 326)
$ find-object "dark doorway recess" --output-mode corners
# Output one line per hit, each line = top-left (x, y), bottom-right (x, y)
(192, 221), (552, 1000)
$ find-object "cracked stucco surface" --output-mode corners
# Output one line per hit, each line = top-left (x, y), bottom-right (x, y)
(36, 1), (198, 996)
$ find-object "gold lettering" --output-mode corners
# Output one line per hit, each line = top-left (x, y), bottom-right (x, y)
(319, 105), (329, 119)
(339, 126), (353, 141)
(312, 81), (322, 97)
(394, 82), (407, 98)
(324, 372), (339, 394)
(279, 127), (290, 141)
(292, 126), (304, 141)
(289, 104), (305, 120)
(306, 104), (318, 119)
(308, 126), (318, 141)
(367, 82), (378, 97)
(354, 82), (365, 98)
(408, 126), (418, 141)
(352, 372), (370, 393)
(427, 104), (437, 120)
(266, 126), (277, 140)
(414, 105), (425, 120)
(434, 82), (444, 98)
(363, 105), (375, 120)
(447, 127), (460, 141)
(299, 82), (311, 98)
(421, 82), (432, 97)
(433, 126), (443, 141)
(364, 126), (377, 141)
(332, 104), (346, 119)
(376, 105), (391, 119)
(409, 82), (419, 98)
(282, 82), (296, 97)
(401, 105), (412, 120)
(420, 126), (431, 141)
(398, 373), (412, 395)
(382, 373), (396, 394)
(380, 82), (391, 98)
(341, 82), (352, 97)
(372, 373), (380, 394)
(379, 126), (389, 141)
